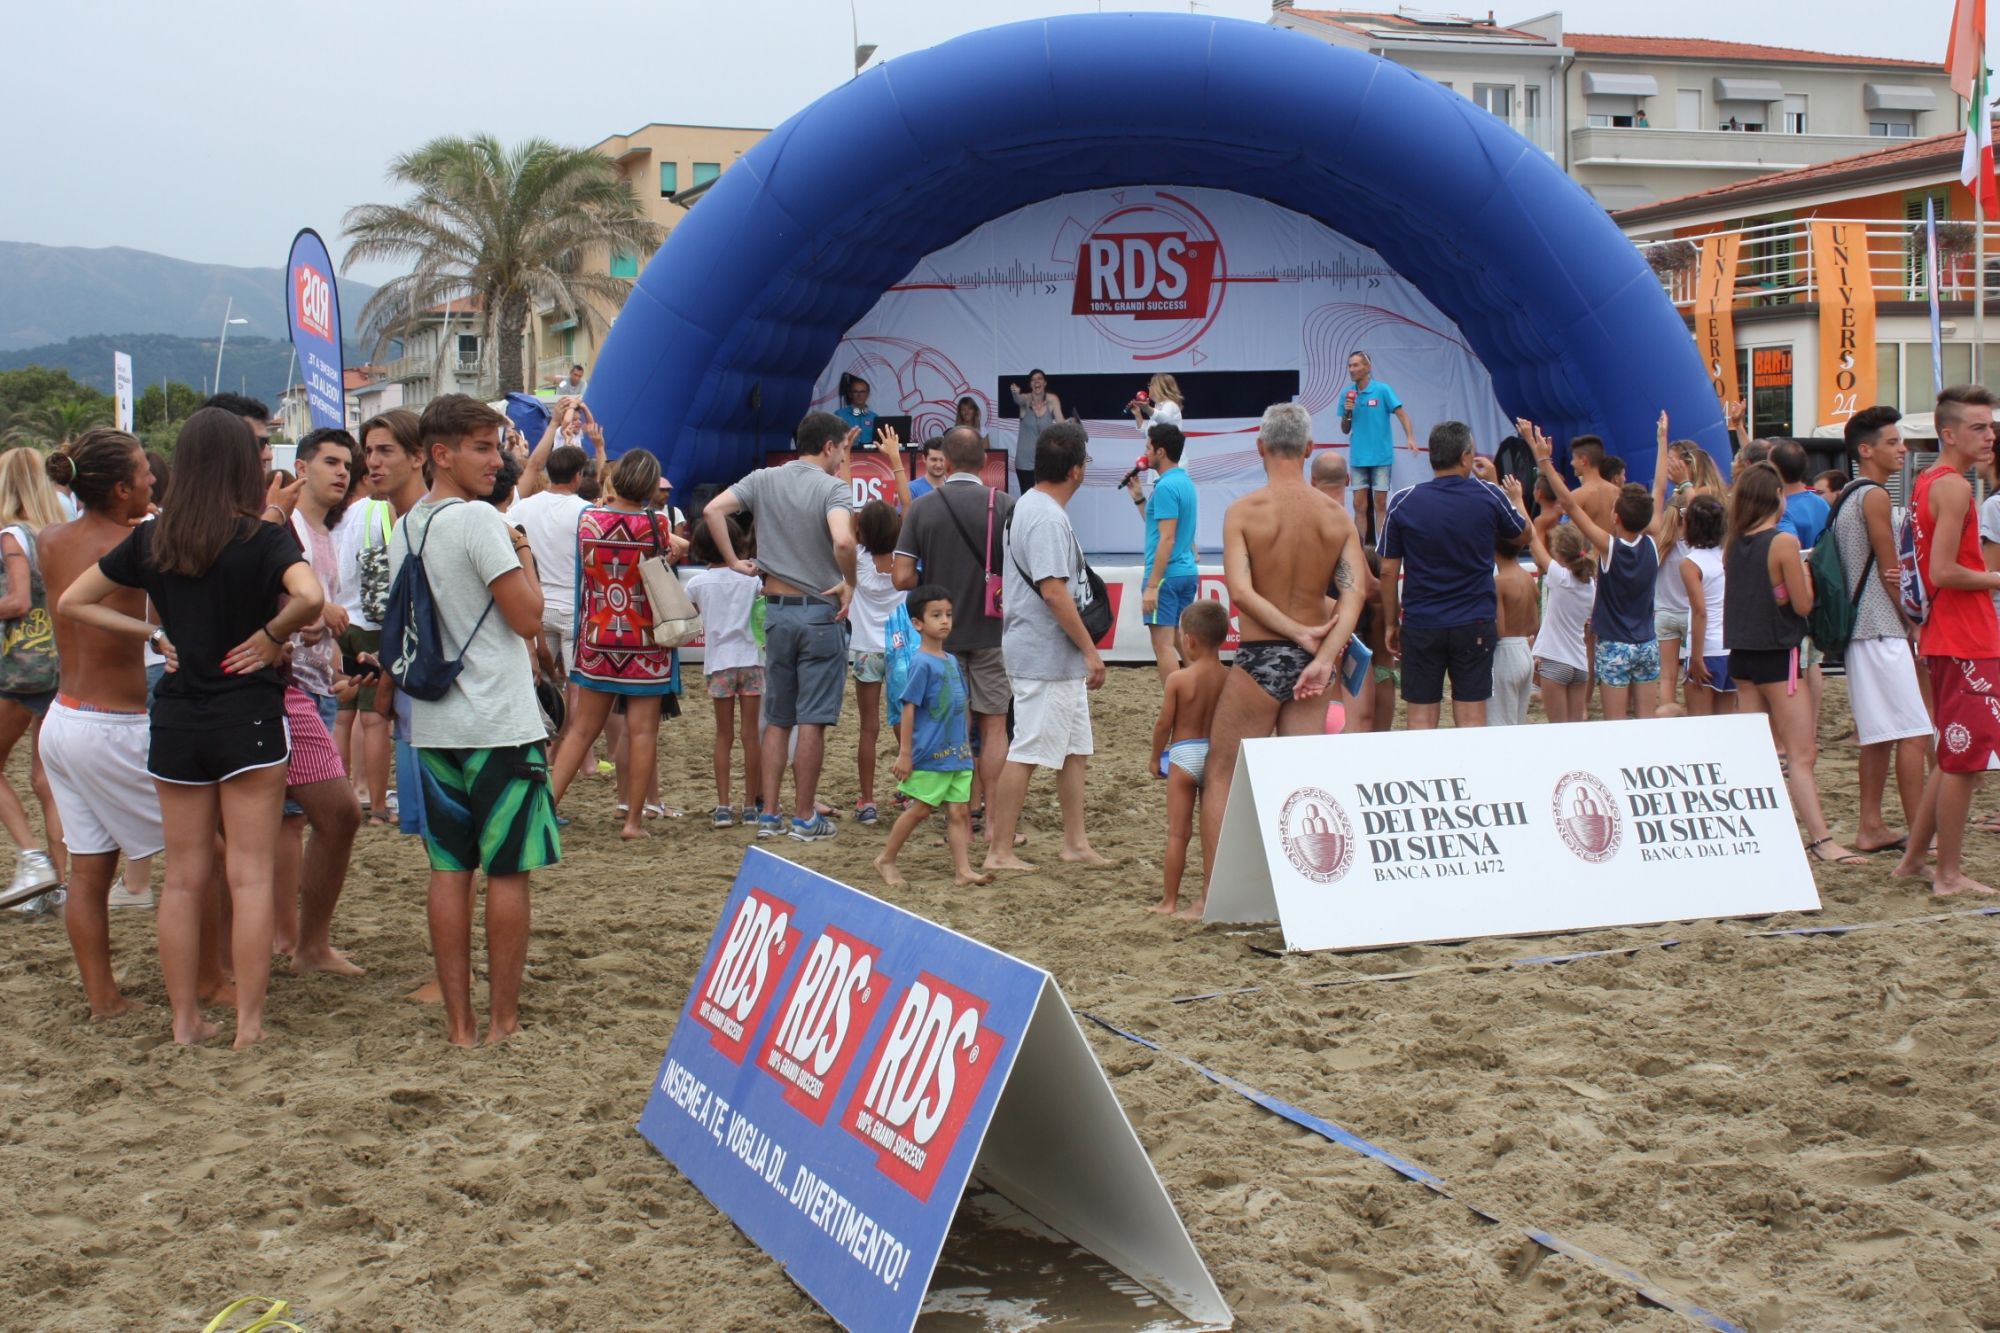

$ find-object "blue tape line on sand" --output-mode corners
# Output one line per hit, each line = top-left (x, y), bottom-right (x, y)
(1081, 1012), (1746, 1333)
(1749, 905), (2000, 938)
(1172, 939), (1683, 1005)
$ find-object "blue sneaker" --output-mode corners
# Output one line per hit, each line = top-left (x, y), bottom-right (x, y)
(788, 814), (838, 843)
(855, 803), (879, 826)
(756, 814), (784, 840)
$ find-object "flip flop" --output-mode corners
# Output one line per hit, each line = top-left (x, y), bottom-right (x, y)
(202, 1297), (304, 1333)
(1853, 836), (1909, 853)
(1806, 837), (1867, 867)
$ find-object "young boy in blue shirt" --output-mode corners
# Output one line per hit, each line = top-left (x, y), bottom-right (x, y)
(875, 586), (993, 888)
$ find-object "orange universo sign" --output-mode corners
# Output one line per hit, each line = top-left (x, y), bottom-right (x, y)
(1810, 221), (1878, 426)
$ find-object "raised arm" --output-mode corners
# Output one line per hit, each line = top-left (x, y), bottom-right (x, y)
(878, 424), (912, 510)
(517, 399), (569, 499)
(1649, 411), (1675, 539)
(1522, 418), (1611, 555)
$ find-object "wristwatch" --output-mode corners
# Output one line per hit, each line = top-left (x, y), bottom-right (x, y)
(147, 629), (166, 652)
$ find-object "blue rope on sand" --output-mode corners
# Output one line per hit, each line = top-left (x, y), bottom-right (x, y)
(1079, 1012), (1746, 1333)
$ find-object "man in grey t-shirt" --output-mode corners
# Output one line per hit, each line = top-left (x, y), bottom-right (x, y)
(704, 411), (858, 842)
(985, 421), (1107, 873)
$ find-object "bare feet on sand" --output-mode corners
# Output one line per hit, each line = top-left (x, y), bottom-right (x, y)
(406, 977), (443, 1005)
(199, 979), (237, 1008)
(88, 995), (147, 1020)
(484, 1020), (521, 1045)
(1147, 900), (1177, 916)
(232, 1022), (266, 1050)
(982, 853), (1037, 873)
(1932, 872), (2000, 897)
(1172, 900), (1206, 921)
(173, 1018), (221, 1045)
(621, 825), (651, 841)
(874, 854), (905, 887)
(954, 870), (993, 887)
(291, 947), (364, 977)
(1060, 846), (1112, 866)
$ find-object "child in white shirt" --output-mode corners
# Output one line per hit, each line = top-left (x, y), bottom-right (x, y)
(686, 515), (764, 827)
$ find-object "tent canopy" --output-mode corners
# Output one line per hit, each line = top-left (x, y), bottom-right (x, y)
(586, 12), (1726, 489)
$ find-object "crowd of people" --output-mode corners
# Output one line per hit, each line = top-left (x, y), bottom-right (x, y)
(7, 367), (1998, 1046)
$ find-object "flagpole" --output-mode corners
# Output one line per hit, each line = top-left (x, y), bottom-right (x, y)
(1978, 88), (1988, 388)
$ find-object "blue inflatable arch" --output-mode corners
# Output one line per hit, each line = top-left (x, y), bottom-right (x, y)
(587, 12), (1725, 488)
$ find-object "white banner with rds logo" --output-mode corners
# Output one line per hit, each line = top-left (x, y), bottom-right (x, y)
(1205, 715), (1821, 952)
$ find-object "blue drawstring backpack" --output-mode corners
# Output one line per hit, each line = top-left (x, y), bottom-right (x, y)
(883, 602), (917, 710)
(381, 501), (495, 702)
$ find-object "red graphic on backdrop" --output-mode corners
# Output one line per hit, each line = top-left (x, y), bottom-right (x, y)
(757, 925), (891, 1125)
(1278, 787), (1356, 884)
(692, 887), (801, 1065)
(294, 263), (334, 342)
(1071, 233), (1220, 321)
(843, 972), (1004, 1202)
(1552, 771), (1622, 863)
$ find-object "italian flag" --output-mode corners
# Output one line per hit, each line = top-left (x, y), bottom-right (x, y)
(1949, 0), (1997, 212)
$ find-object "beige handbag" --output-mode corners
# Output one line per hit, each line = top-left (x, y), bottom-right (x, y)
(639, 509), (702, 649)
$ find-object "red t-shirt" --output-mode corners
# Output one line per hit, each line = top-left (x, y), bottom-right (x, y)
(1914, 462), (2000, 660)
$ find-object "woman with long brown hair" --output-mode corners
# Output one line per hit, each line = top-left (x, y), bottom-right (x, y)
(547, 448), (689, 838)
(0, 447), (69, 912)
(1723, 462), (1860, 867)
(61, 408), (325, 1047)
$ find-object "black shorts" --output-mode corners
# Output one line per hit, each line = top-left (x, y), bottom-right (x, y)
(1729, 646), (1798, 686)
(150, 716), (290, 786)
(1400, 619), (1497, 705)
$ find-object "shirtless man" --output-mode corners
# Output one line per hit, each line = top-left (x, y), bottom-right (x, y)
(1566, 436), (1619, 550)
(37, 429), (160, 1017)
(1197, 403), (1366, 916)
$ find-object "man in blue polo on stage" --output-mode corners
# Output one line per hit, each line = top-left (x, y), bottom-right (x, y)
(1341, 350), (1417, 547)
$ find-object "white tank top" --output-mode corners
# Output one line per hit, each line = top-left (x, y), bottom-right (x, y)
(1685, 545), (1728, 658)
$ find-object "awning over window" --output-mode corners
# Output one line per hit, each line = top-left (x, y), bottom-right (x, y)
(1864, 83), (1938, 112)
(1713, 77), (1784, 103)
(1581, 70), (1659, 98)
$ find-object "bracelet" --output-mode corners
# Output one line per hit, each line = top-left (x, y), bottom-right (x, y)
(261, 625), (283, 645)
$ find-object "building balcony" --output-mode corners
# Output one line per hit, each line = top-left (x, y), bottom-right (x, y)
(1571, 126), (1898, 176)
(385, 354), (429, 383)
(536, 354), (574, 385)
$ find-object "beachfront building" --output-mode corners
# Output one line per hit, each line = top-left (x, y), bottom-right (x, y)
(383, 299), (490, 414)
(1266, 7), (1951, 212)
(1615, 131), (2000, 442)
(527, 122), (768, 392)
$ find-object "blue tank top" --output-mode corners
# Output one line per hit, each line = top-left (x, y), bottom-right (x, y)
(1591, 534), (1658, 644)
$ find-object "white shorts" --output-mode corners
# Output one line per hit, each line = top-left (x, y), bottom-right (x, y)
(41, 701), (165, 858)
(1009, 677), (1094, 770)
(1846, 637), (1932, 746)
(543, 613), (575, 675)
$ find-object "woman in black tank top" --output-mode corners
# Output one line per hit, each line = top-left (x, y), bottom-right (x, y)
(1723, 464), (1861, 866)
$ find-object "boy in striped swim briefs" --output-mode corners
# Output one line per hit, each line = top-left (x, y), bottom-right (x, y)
(1150, 599), (1231, 919)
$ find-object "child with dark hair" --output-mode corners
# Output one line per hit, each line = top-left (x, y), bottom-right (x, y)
(1678, 494), (1735, 716)
(1491, 481), (1539, 726)
(1530, 414), (1676, 722)
(1149, 598), (1230, 917)
(849, 499), (908, 824)
(685, 515), (764, 826)
(874, 585), (988, 888)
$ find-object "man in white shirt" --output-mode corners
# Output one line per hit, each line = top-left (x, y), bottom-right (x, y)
(390, 395), (557, 1046)
(508, 444), (591, 683)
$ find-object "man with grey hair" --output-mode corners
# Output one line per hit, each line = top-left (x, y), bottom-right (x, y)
(1379, 421), (1526, 730)
(1192, 402), (1365, 918)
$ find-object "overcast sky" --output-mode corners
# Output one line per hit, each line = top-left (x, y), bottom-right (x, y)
(0, 0), (1972, 284)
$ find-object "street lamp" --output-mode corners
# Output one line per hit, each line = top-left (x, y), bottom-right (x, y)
(213, 297), (249, 399)
(850, 0), (874, 77)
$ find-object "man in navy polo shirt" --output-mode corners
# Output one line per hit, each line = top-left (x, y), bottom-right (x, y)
(1379, 421), (1526, 730)
(1341, 351), (1417, 547)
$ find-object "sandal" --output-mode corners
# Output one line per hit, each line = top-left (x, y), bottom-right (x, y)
(1806, 837), (1867, 867)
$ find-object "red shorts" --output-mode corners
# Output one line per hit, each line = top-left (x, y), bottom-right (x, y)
(1926, 657), (2000, 774)
(284, 686), (347, 787)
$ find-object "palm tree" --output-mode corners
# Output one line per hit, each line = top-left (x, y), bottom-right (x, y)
(2, 399), (109, 450)
(342, 135), (664, 395)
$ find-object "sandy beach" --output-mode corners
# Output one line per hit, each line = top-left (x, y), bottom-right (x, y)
(5, 672), (1998, 1332)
